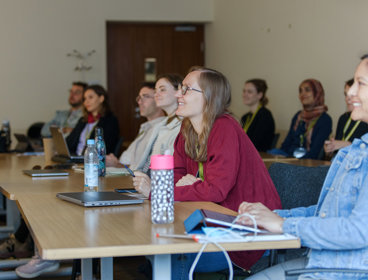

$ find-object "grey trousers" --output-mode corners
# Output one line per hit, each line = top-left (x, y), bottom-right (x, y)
(247, 257), (308, 280)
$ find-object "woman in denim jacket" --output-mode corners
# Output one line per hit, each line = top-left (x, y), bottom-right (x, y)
(240, 55), (368, 280)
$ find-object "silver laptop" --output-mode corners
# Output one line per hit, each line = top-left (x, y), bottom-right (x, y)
(56, 191), (144, 207)
(23, 169), (69, 177)
(50, 127), (84, 163)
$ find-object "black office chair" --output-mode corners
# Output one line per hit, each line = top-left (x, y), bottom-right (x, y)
(27, 121), (45, 148)
(267, 162), (330, 266)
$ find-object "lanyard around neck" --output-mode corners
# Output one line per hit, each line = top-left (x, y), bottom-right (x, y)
(243, 104), (262, 133)
(299, 116), (319, 146)
(195, 146), (204, 181)
(342, 116), (360, 141)
(197, 162), (204, 181)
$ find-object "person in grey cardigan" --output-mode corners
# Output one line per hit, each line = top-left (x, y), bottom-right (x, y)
(41, 81), (87, 137)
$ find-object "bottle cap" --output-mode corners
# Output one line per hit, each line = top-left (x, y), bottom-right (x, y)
(150, 154), (174, 170)
(87, 139), (95, 145)
(95, 127), (103, 136)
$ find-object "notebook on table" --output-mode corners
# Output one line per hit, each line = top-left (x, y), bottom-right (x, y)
(23, 169), (69, 177)
(56, 191), (144, 207)
(50, 127), (84, 163)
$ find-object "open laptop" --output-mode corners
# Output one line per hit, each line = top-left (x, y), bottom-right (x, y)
(14, 133), (36, 152)
(23, 169), (69, 177)
(50, 127), (84, 163)
(56, 191), (144, 207)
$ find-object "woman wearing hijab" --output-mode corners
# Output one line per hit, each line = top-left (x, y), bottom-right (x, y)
(269, 79), (332, 159)
(238, 54), (368, 280)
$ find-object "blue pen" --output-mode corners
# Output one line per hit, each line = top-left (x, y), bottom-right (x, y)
(123, 164), (135, 177)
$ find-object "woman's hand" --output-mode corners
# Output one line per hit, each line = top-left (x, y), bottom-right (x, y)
(238, 202), (285, 234)
(176, 174), (201, 187)
(324, 138), (351, 153)
(132, 171), (151, 198)
(105, 153), (120, 167)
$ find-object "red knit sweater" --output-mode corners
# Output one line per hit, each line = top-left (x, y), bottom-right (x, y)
(174, 114), (281, 270)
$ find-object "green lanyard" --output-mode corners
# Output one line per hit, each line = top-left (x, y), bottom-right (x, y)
(243, 104), (262, 133)
(196, 146), (204, 181)
(342, 116), (360, 141)
(299, 117), (319, 146)
(197, 162), (204, 181)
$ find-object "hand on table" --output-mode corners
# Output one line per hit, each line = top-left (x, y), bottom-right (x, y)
(324, 138), (351, 153)
(176, 174), (201, 187)
(106, 153), (120, 167)
(132, 171), (151, 198)
(238, 202), (284, 234)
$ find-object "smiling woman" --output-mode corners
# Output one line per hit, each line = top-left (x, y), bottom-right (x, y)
(66, 85), (120, 156)
(241, 79), (275, 152)
(240, 53), (368, 280)
(268, 79), (332, 159)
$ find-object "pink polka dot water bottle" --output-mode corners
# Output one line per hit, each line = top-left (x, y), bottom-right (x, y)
(150, 154), (174, 224)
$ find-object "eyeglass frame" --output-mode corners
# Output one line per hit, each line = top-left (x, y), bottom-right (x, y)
(180, 85), (203, 96)
(135, 94), (154, 102)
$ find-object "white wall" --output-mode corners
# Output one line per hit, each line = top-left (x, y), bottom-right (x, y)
(3, 0), (368, 141)
(206, 0), (368, 135)
(0, 0), (213, 136)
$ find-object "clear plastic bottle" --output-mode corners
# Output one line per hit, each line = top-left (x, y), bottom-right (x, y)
(95, 127), (106, 177)
(84, 139), (99, 192)
(150, 154), (174, 224)
(1, 120), (11, 152)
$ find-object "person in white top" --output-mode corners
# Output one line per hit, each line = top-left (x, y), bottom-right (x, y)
(105, 82), (165, 169)
(149, 74), (183, 157)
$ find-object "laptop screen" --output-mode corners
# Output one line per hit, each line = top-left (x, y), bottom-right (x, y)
(50, 127), (71, 157)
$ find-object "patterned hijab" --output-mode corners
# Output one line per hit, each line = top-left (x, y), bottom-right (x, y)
(294, 79), (328, 149)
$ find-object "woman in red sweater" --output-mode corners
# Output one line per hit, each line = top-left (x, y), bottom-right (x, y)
(133, 67), (281, 278)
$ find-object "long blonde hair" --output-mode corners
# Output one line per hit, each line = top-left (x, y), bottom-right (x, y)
(181, 67), (231, 162)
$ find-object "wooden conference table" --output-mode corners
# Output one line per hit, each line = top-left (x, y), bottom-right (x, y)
(0, 154), (301, 280)
(260, 152), (331, 169)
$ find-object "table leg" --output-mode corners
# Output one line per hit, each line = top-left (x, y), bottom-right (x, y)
(81, 259), (93, 280)
(152, 254), (171, 280)
(100, 257), (113, 280)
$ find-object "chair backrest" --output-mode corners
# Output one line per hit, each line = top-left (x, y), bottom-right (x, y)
(268, 162), (330, 209)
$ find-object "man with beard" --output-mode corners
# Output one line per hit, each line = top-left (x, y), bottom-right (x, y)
(41, 81), (87, 137)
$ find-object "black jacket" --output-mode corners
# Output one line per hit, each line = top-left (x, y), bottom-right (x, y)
(66, 112), (119, 155)
(241, 106), (275, 152)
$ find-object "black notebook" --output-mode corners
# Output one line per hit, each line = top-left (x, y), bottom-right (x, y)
(184, 209), (263, 234)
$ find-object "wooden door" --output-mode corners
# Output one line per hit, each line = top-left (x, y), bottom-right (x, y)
(106, 22), (204, 142)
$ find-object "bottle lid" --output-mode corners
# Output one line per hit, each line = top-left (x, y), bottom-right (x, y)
(95, 127), (103, 136)
(87, 139), (95, 145)
(150, 154), (174, 170)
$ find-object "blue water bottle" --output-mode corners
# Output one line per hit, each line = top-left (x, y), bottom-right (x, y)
(95, 127), (106, 177)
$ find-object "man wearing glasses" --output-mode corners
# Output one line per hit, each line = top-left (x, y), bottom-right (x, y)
(41, 81), (87, 137)
(106, 82), (165, 169)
